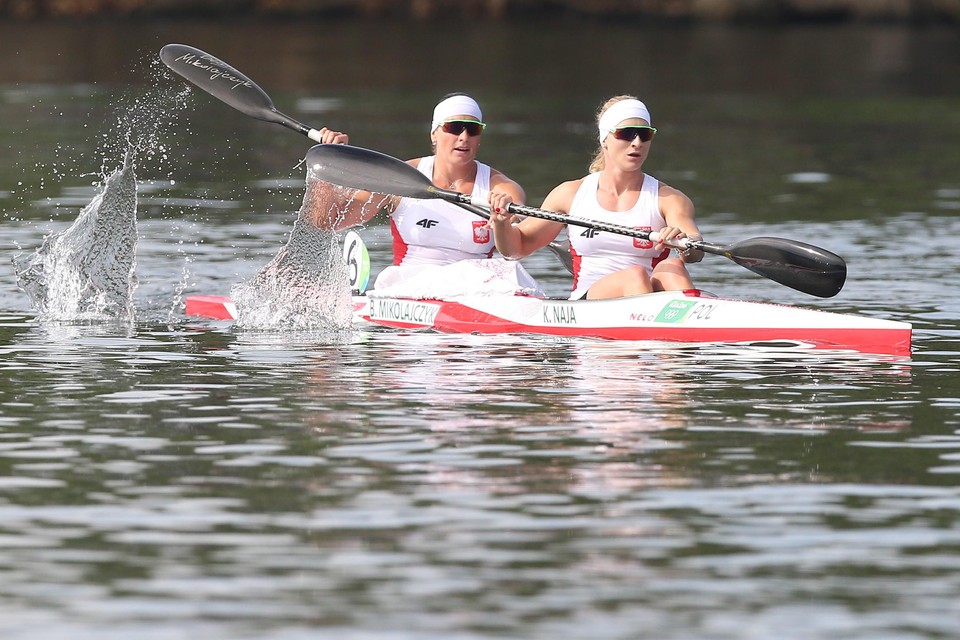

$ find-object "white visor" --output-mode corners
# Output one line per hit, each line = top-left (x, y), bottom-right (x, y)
(598, 99), (651, 143)
(431, 95), (483, 131)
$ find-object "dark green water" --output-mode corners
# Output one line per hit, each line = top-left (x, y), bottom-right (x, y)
(1, 18), (959, 639)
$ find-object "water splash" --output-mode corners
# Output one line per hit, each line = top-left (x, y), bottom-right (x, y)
(11, 55), (193, 322)
(98, 56), (193, 181)
(168, 246), (194, 325)
(230, 180), (355, 332)
(13, 150), (139, 321)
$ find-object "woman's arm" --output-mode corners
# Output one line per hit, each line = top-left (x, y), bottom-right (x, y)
(303, 182), (399, 230)
(304, 128), (401, 230)
(659, 184), (704, 263)
(491, 179), (578, 259)
(489, 169), (526, 206)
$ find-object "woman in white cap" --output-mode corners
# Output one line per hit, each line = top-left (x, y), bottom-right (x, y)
(314, 93), (526, 269)
(489, 95), (703, 300)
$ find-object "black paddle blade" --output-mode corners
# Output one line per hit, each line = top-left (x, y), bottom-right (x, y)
(721, 236), (847, 298)
(159, 44), (282, 125)
(305, 144), (442, 200)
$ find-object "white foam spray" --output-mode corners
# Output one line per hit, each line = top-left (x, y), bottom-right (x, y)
(230, 180), (357, 333)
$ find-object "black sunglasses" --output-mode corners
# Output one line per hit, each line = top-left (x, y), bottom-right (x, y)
(611, 126), (657, 142)
(440, 120), (486, 137)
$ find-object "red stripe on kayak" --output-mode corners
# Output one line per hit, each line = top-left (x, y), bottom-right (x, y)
(185, 295), (236, 320)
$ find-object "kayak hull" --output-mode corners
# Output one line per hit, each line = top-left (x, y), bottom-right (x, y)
(184, 295), (238, 321)
(185, 290), (912, 356)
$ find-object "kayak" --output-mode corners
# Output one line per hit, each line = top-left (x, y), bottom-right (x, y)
(164, 45), (909, 355)
(163, 44), (910, 356)
(184, 289), (912, 356)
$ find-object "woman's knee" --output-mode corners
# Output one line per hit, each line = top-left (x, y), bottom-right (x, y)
(588, 266), (653, 299)
(620, 266), (654, 295)
(652, 259), (693, 290)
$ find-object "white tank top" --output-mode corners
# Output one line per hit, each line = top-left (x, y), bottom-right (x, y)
(567, 171), (670, 300)
(389, 157), (494, 266)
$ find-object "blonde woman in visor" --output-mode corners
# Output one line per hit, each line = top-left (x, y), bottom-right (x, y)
(489, 95), (703, 300)
(311, 93), (540, 294)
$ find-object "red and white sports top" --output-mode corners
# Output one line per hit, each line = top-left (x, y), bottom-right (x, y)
(389, 157), (494, 266)
(567, 171), (670, 300)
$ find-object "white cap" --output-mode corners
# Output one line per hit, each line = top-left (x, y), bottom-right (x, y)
(598, 99), (651, 143)
(431, 94), (483, 131)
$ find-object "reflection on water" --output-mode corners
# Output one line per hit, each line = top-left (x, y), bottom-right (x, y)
(2, 19), (960, 640)
(0, 319), (954, 639)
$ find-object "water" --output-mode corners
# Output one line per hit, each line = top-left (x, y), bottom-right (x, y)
(2, 18), (960, 639)
(13, 151), (139, 320)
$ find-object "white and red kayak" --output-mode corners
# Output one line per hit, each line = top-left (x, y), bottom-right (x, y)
(185, 289), (912, 356)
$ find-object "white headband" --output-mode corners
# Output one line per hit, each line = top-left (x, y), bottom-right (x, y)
(598, 99), (651, 143)
(431, 95), (483, 132)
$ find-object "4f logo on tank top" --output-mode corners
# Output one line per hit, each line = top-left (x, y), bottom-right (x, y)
(416, 218), (439, 229)
(633, 226), (653, 249)
(580, 229), (600, 238)
(472, 221), (490, 244)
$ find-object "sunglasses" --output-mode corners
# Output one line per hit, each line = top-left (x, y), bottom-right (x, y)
(440, 120), (486, 136)
(611, 126), (657, 142)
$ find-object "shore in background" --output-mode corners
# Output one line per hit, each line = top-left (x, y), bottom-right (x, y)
(1, 0), (958, 22)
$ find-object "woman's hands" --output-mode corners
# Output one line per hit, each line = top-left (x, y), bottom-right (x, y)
(654, 226), (686, 248)
(487, 190), (517, 227)
(655, 227), (703, 263)
(317, 127), (349, 145)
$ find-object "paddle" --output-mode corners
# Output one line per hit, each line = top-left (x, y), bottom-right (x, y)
(159, 44), (325, 142)
(305, 143), (848, 298)
(159, 43), (576, 274)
